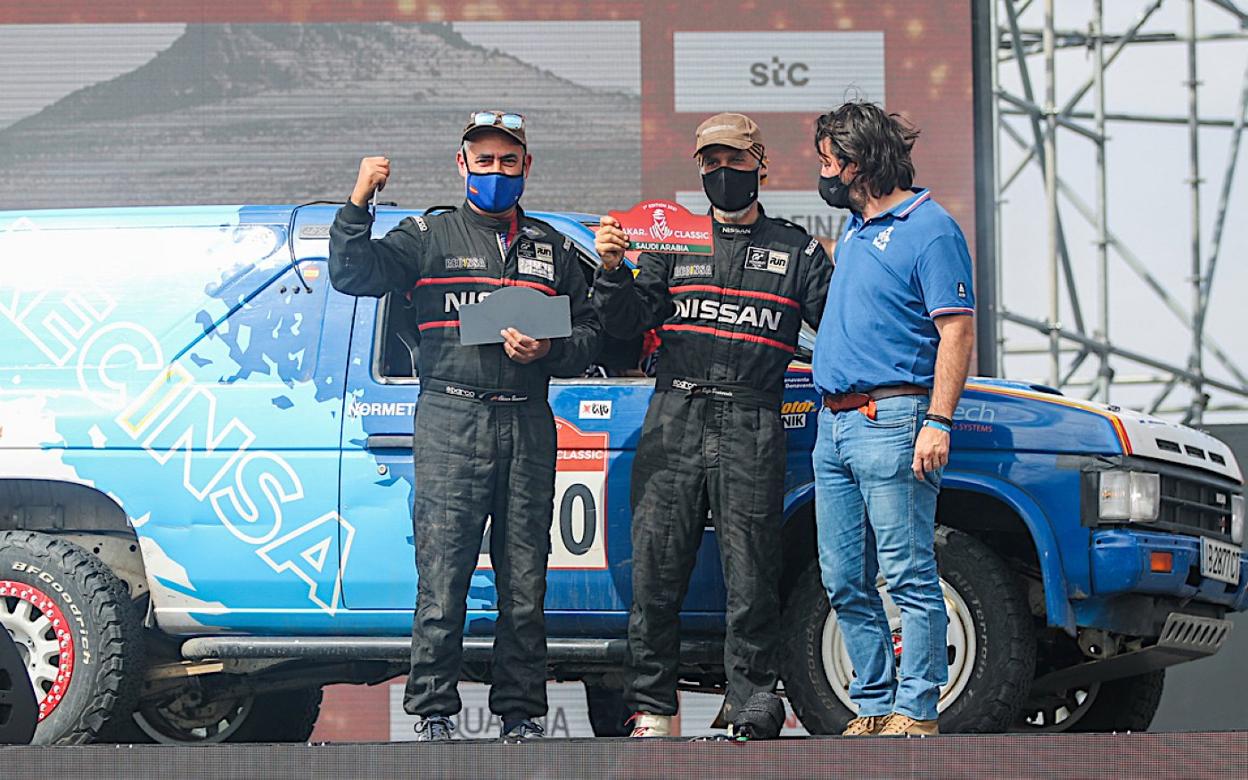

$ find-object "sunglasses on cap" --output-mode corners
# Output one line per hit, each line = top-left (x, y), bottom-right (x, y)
(470, 111), (525, 131)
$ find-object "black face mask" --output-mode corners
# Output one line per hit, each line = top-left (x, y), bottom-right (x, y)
(702, 167), (759, 213)
(819, 173), (853, 210)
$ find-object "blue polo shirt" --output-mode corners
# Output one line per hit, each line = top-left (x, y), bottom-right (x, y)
(813, 189), (974, 395)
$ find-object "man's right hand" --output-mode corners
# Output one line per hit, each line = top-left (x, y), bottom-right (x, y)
(350, 156), (391, 208)
(595, 215), (630, 272)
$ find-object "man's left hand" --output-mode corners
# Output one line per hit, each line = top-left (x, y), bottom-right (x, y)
(501, 328), (551, 364)
(912, 424), (950, 480)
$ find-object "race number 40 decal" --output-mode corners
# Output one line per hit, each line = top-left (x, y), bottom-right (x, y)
(475, 419), (609, 571)
(551, 419), (608, 569)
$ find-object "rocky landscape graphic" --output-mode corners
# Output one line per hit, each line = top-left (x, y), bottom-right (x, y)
(0, 23), (641, 212)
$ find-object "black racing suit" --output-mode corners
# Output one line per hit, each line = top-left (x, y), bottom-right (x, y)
(328, 200), (600, 720)
(593, 213), (832, 720)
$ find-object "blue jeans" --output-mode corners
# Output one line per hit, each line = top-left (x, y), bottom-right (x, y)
(812, 395), (948, 721)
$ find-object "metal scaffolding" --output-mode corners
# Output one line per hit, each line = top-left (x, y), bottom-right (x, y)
(991, 0), (1248, 423)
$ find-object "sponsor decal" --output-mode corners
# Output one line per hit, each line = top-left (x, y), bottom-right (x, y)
(349, 401), (417, 418)
(770, 250), (789, 274)
(518, 257), (555, 281)
(673, 32), (884, 112)
(719, 225), (752, 235)
(781, 400), (816, 415)
(784, 374), (815, 390)
(414, 216), (429, 232)
(782, 399), (815, 429)
(114, 361), (356, 614)
(2, 218), (354, 615)
(672, 263), (714, 279)
(535, 242), (554, 262)
(671, 378), (697, 391)
(953, 402), (996, 423)
(804, 238), (819, 256)
(744, 247), (790, 275)
(521, 225), (544, 239)
(297, 224), (330, 239)
(674, 298), (783, 330)
(608, 200), (714, 255)
(957, 281), (968, 299)
(953, 422), (993, 433)
(445, 256), (488, 271)
(578, 400), (612, 420)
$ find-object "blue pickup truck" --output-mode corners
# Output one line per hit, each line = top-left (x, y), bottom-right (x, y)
(0, 205), (1243, 744)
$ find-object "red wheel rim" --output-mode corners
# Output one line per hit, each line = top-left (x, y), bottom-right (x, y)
(0, 580), (76, 722)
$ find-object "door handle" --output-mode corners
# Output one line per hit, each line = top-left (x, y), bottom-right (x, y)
(365, 434), (414, 450)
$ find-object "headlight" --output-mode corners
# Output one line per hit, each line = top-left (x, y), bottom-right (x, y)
(1232, 495), (1244, 544)
(1098, 471), (1160, 522)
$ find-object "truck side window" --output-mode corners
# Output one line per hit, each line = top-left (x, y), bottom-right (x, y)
(574, 246), (657, 379)
(375, 292), (420, 382)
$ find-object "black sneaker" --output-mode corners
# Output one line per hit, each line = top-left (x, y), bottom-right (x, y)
(414, 715), (454, 741)
(500, 718), (545, 741)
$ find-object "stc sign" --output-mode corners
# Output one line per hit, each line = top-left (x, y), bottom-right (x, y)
(673, 32), (886, 112)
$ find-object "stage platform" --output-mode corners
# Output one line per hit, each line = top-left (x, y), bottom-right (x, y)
(2, 731), (1245, 779)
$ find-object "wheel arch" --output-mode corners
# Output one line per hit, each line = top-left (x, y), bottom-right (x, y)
(0, 478), (150, 604)
(783, 475), (1075, 634)
(938, 473), (1075, 634)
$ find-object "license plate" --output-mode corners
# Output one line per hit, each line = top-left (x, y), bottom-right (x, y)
(1200, 537), (1242, 586)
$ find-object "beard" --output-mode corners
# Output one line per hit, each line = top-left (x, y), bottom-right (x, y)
(713, 203), (754, 221)
(847, 185), (869, 214)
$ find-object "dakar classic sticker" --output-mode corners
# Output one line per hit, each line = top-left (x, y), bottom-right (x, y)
(608, 200), (714, 255)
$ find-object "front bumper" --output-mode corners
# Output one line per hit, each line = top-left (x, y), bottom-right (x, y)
(1090, 528), (1248, 610)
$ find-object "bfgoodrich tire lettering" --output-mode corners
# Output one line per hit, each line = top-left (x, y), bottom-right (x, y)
(779, 527), (1035, 734)
(0, 530), (144, 744)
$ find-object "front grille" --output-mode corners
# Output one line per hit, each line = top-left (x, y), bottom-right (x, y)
(1158, 475), (1236, 541)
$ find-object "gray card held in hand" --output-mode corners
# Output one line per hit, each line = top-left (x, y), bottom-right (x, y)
(458, 285), (572, 346)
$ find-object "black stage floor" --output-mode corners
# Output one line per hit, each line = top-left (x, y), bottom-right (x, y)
(3, 731), (1245, 779)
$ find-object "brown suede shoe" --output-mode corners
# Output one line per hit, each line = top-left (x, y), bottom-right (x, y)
(877, 713), (939, 736)
(841, 715), (889, 736)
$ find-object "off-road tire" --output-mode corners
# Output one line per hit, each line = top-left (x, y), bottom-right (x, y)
(0, 530), (144, 744)
(779, 528), (1035, 734)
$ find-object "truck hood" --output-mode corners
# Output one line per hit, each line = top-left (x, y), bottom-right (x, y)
(967, 379), (1241, 482)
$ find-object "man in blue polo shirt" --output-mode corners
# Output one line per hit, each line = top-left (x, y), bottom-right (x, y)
(810, 102), (975, 737)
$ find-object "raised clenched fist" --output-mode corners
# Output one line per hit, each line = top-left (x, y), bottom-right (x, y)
(351, 156), (391, 208)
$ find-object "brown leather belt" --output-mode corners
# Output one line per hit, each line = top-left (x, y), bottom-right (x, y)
(822, 384), (928, 415)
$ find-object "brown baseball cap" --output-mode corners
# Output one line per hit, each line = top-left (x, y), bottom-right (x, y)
(462, 110), (527, 147)
(693, 113), (764, 158)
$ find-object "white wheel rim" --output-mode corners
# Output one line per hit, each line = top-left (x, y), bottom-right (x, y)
(821, 577), (977, 714)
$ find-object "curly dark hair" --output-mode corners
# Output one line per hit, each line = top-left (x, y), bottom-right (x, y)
(814, 102), (920, 198)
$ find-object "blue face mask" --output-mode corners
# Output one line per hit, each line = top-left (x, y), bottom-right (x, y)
(466, 169), (526, 213)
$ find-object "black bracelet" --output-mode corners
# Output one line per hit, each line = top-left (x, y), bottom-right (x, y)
(924, 413), (953, 427)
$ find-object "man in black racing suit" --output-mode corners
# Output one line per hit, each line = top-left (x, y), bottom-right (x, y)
(328, 111), (600, 741)
(593, 113), (833, 736)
